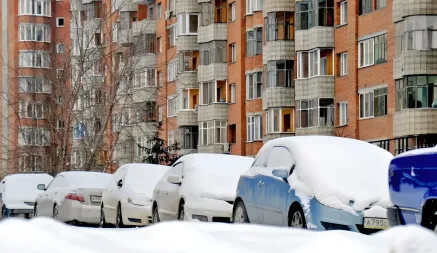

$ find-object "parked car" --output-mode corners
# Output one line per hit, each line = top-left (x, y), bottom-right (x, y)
(152, 154), (254, 223)
(34, 171), (112, 225)
(232, 136), (394, 234)
(0, 173), (53, 219)
(100, 163), (170, 228)
(387, 146), (437, 232)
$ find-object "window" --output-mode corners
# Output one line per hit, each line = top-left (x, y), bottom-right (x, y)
(230, 84), (236, 103)
(167, 0), (175, 12)
(199, 122), (207, 145)
(296, 0), (334, 30)
(297, 49), (334, 78)
(18, 24), (51, 42)
(230, 2), (236, 21)
(396, 76), (437, 111)
(246, 28), (262, 56)
(158, 105), (163, 121)
(19, 101), (47, 119)
(157, 3), (161, 19)
(374, 34), (387, 64)
(339, 102), (348, 126)
(359, 87), (387, 119)
(168, 26), (175, 48)
(136, 34), (156, 55)
(178, 13), (199, 35)
(247, 115), (262, 142)
(157, 37), (162, 53)
(181, 126), (198, 149)
(178, 51), (198, 72)
(19, 77), (51, 93)
(136, 136), (150, 157)
(265, 60), (293, 87)
(246, 0), (262, 15)
(158, 71), (163, 86)
(167, 60), (177, 82)
(265, 12), (294, 41)
(19, 0), (51, 16)
(340, 53), (347, 76)
(359, 38), (374, 68)
(230, 43), (236, 63)
(18, 127), (50, 146)
(360, 0), (372, 15)
(201, 82), (215, 104)
(246, 72), (262, 99)
(215, 120), (227, 144)
(112, 23), (118, 42)
(267, 109), (280, 133)
(168, 131), (175, 151)
(296, 98), (334, 128)
(200, 41), (227, 65)
(198, 120), (227, 145)
(167, 96), (179, 117)
(267, 147), (293, 168)
(56, 18), (65, 27)
(376, 0), (386, 9)
(56, 44), (65, 53)
(340, 1), (347, 25)
(19, 155), (43, 172)
(19, 51), (51, 68)
(133, 69), (155, 88)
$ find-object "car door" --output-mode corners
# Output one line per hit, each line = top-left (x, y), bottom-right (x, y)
(39, 176), (64, 216)
(158, 162), (183, 220)
(107, 167), (125, 222)
(257, 146), (294, 226)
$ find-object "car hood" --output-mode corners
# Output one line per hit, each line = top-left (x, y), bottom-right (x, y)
(127, 184), (152, 200)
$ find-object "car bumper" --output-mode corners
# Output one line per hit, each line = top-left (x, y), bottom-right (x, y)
(185, 198), (233, 223)
(59, 201), (101, 224)
(386, 206), (420, 226)
(2, 208), (34, 218)
(122, 203), (152, 226)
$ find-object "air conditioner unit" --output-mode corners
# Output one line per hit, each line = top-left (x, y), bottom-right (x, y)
(223, 143), (231, 153)
(164, 11), (171, 20)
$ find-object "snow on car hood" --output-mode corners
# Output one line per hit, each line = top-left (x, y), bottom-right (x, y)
(1, 174), (53, 206)
(179, 154), (254, 201)
(262, 136), (394, 214)
(124, 164), (170, 200)
(1, 218), (437, 253)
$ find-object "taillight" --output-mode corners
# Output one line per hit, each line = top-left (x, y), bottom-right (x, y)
(65, 193), (85, 202)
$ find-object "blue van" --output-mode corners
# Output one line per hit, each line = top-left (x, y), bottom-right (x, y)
(387, 147), (437, 232)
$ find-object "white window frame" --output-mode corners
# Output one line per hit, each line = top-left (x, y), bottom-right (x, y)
(199, 122), (207, 146)
(56, 17), (65, 27)
(167, 0), (175, 12)
(340, 52), (348, 76)
(267, 108), (281, 133)
(230, 43), (236, 63)
(214, 120), (227, 144)
(168, 131), (175, 150)
(158, 105), (163, 121)
(19, 0), (51, 17)
(339, 101), (348, 126)
(167, 60), (177, 82)
(247, 115), (262, 142)
(167, 95), (178, 117)
(230, 84), (236, 103)
(246, 72), (262, 100)
(246, 0), (262, 15)
(56, 43), (65, 53)
(231, 3), (236, 21)
(18, 23), (51, 43)
(112, 23), (118, 42)
(358, 38), (375, 68)
(19, 51), (51, 69)
(340, 1), (348, 25)
(297, 49), (334, 79)
(178, 13), (199, 36)
(359, 90), (374, 119)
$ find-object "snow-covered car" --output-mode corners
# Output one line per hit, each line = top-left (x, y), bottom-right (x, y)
(152, 154), (254, 223)
(100, 163), (170, 228)
(0, 173), (53, 219)
(232, 136), (394, 234)
(34, 171), (112, 225)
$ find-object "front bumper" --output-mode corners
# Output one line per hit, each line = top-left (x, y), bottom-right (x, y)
(185, 198), (233, 223)
(122, 203), (152, 226)
(2, 208), (34, 218)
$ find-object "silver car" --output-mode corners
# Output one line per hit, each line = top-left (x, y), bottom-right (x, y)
(34, 171), (112, 225)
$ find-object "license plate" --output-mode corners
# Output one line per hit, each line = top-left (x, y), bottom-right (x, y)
(90, 196), (102, 203)
(363, 218), (389, 229)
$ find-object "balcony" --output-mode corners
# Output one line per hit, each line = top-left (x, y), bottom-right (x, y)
(120, 1), (138, 12)
(262, 87), (295, 110)
(197, 103), (228, 122)
(295, 126), (334, 136)
(295, 76), (335, 101)
(198, 143), (230, 154)
(177, 36), (199, 51)
(132, 19), (156, 36)
(198, 63), (227, 82)
(131, 87), (158, 103)
(177, 110), (198, 126)
(263, 41), (294, 63)
(394, 109), (437, 137)
(119, 29), (133, 45)
(393, 0), (437, 22)
(263, 0), (294, 13)
(263, 132), (295, 143)
(198, 24), (227, 44)
(295, 27), (334, 51)
(394, 50), (437, 79)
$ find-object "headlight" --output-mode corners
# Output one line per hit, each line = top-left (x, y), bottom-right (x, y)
(192, 215), (208, 222)
(128, 197), (147, 206)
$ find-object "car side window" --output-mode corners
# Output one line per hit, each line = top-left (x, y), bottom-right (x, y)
(172, 162), (184, 177)
(267, 146), (294, 169)
(47, 176), (65, 190)
(253, 149), (271, 167)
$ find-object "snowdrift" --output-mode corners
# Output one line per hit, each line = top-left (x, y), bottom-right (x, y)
(0, 218), (436, 253)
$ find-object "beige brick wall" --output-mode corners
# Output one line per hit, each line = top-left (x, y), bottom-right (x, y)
(198, 103), (228, 121)
(394, 110), (437, 137)
(176, 35), (199, 51)
(198, 63), (228, 82)
(177, 110), (198, 126)
(263, 41), (294, 64)
(295, 76), (335, 100)
(262, 87), (295, 110)
(295, 27), (334, 52)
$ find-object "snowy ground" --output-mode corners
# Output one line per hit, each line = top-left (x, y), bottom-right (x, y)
(0, 218), (436, 253)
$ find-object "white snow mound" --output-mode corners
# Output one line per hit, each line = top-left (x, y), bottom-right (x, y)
(1, 218), (437, 253)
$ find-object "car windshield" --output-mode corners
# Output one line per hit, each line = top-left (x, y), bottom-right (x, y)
(3, 174), (53, 201)
(124, 165), (169, 196)
(67, 172), (112, 188)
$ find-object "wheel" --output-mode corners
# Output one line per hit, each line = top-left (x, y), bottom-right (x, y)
(99, 206), (108, 228)
(178, 202), (185, 221)
(233, 201), (250, 223)
(53, 204), (59, 220)
(288, 205), (307, 229)
(152, 205), (160, 224)
(1, 205), (5, 219)
(116, 203), (124, 228)
(34, 205), (38, 217)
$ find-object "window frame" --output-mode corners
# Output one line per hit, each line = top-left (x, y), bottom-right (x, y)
(56, 17), (65, 27)
(339, 101), (348, 126)
(340, 1), (348, 25)
(178, 13), (199, 36)
(230, 43), (236, 63)
(247, 115), (263, 142)
(340, 52), (348, 76)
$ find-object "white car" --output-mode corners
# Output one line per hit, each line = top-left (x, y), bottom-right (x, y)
(100, 163), (170, 228)
(152, 154), (254, 223)
(0, 173), (53, 219)
(34, 171), (112, 225)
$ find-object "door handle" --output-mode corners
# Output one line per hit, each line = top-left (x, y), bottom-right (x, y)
(259, 181), (264, 187)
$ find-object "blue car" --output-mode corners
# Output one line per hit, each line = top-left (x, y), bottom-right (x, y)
(387, 147), (437, 232)
(232, 136), (394, 234)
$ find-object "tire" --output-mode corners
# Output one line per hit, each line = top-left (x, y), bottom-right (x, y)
(1, 205), (5, 219)
(288, 205), (307, 229)
(152, 205), (160, 224)
(115, 203), (124, 228)
(53, 204), (59, 220)
(34, 205), (38, 217)
(99, 206), (108, 228)
(233, 201), (250, 223)
(178, 202), (185, 221)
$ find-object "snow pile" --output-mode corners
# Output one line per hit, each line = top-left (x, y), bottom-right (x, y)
(179, 154), (254, 201)
(123, 163), (170, 200)
(1, 218), (437, 253)
(61, 171), (113, 189)
(1, 173), (53, 208)
(260, 136), (394, 214)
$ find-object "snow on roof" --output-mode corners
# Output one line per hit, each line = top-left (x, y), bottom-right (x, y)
(0, 218), (437, 253)
(121, 163), (170, 198)
(58, 171), (112, 189)
(176, 154), (254, 200)
(1, 173), (54, 203)
(394, 145), (437, 159)
(260, 136), (394, 213)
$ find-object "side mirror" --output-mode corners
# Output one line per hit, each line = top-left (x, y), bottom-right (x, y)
(167, 175), (181, 185)
(117, 179), (123, 187)
(37, 184), (46, 191)
(272, 169), (289, 179)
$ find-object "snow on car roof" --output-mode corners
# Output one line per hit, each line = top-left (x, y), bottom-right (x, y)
(58, 171), (112, 189)
(121, 163), (170, 197)
(394, 145), (437, 158)
(260, 136), (394, 213)
(1, 173), (54, 202)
